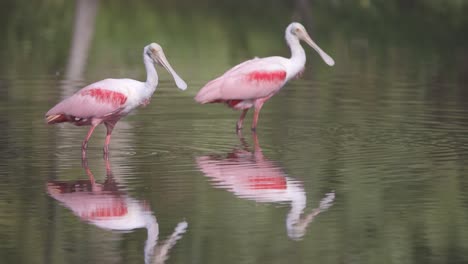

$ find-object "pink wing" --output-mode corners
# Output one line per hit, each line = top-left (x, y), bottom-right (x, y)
(46, 79), (129, 121)
(195, 57), (288, 103)
(47, 181), (129, 220)
(196, 155), (290, 203)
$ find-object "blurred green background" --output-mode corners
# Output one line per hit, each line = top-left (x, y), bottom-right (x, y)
(2, 1), (468, 264)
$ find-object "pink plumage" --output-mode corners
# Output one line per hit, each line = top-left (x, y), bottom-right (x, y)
(46, 79), (132, 126)
(45, 43), (187, 159)
(194, 22), (335, 132)
(195, 59), (287, 106)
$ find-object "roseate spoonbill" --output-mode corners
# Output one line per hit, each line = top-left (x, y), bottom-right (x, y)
(47, 158), (188, 264)
(194, 22), (334, 132)
(196, 134), (335, 240)
(46, 43), (187, 158)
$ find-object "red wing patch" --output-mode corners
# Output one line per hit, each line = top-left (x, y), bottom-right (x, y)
(248, 176), (287, 190)
(82, 202), (128, 220)
(81, 88), (127, 106)
(209, 99), (242, 107)
(227, 100), (242, 107)
(247, 71), (286, 82)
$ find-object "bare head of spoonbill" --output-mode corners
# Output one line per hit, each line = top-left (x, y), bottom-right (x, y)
(145, 42), (187, 90)
(287, 22), (335, 66)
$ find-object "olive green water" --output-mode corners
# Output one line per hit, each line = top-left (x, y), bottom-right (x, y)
(2, 1), (468, 263)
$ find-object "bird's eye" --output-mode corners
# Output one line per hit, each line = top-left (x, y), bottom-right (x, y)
(291, 27), (300, 35)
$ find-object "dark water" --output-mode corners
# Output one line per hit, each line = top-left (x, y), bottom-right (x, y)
(2, 1), (468, 263)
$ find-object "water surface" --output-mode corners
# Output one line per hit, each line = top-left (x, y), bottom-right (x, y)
(2, 1), (468, 263)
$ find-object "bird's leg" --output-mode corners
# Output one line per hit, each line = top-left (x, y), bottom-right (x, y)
(82, 124), (98, 160)
(83, 158), (97, 187)
(103, 121), (116, 160)
(236, 109), (249, 132)
(251, 101), (265, 132)
(81, 154), (89, 168)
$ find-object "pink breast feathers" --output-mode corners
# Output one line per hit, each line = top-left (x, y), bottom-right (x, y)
(81, 88), (127, 106)
(247, 71), (286, 82)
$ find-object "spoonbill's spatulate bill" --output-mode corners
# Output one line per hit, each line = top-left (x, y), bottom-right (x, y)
(194, 22), (334, 132)
(45, 43), (187, 159)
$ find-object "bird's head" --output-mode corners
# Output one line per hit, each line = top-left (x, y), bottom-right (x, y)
(145, 43), (187, 90)
(286, 22), (335, 66)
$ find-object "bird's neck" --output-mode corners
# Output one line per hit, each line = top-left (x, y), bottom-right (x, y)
(144, 55), (158, 92)
(285, 184), (307, 239)
(144, 214), (159, 264)
(286, 33), (306, 76)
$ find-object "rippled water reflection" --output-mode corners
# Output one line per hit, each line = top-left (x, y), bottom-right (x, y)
(47, 159), (188, 264)
(2, 1), (468, 264)
(196, 134), (335, 240)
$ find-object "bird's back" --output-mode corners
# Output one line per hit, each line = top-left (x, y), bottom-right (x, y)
(46, 78), (144, 124)
(195, 57), (289, 104)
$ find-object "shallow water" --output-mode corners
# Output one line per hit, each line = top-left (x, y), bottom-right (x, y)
(2, 1), (468, 264)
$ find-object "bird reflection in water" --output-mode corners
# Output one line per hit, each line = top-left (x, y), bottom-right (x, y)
(47, 158), (188, 264)
(196, 133), (335, 240)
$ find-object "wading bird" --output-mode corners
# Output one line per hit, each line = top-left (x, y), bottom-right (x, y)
(194, 22), (334, 132)
(46, 43), (187, 159)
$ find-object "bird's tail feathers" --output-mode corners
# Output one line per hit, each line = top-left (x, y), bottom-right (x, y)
(46, 114), (68, 124)
(194, 80), (223, 104)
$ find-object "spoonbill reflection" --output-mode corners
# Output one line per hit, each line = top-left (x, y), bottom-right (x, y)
(46, 43), (187, 159)
(196, 134), (335, 240)
(195, 22), (334, 132)
(47, 158), (188, 264)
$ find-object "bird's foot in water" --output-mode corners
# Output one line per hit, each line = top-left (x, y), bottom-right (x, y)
(103, 146), (110, 160)
(81, 144), (88, 163)
(236, 122), (243, 132)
